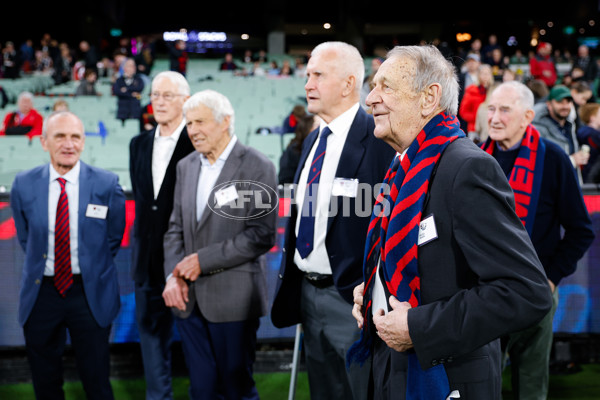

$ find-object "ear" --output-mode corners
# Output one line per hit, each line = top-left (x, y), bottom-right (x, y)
(421, 83), (442, 117)
(40, 135), (48, 152)
(342, 75), (356, 97)
(524, 108), (535, 124)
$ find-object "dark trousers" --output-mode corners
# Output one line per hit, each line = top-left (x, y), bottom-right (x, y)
(135, 280), (174, 400)
(23, 277), (113, 400)
(175, 306), (259, 400)
(300, 279), (371, 400)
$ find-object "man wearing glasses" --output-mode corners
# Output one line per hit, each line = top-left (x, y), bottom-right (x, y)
(129, 71), (195, 399)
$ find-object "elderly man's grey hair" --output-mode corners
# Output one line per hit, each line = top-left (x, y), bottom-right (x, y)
(489, 80), (535, 111)
(42, 111), (84, 138)
(152, 71), (191, 97)
(310, 41), (365, 95)
(386, 45), (459, 115)
(183, 90), (235, 137)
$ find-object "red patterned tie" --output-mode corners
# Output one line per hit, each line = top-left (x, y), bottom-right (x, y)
(54, 177), (73, 297)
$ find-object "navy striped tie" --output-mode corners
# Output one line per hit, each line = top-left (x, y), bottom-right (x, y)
(54, 177), (73, 297)
(296, 127), (332, 258)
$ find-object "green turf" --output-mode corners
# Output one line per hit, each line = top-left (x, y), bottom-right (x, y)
(0, 372), (310, 400)
(1, 365), (599, 399)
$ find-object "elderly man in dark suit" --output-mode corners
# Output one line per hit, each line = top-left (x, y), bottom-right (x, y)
(350, 45), (553, 400)
(162, 89), (278, 400)
(129, 70), (194, 400)
(483, 81), (594, 400)
(11, 111), (126, 399)
(271, 41), (396, 400)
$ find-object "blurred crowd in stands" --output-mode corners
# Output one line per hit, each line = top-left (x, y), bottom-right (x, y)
(2, 31), (600, 184)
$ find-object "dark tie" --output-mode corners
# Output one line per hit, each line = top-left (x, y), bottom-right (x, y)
(54, 177), (73, 297)
(296, 127), (332, 259)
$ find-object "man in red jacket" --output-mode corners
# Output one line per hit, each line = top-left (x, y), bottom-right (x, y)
(529, 42), (558, 88)
(0, 91), (43, 140)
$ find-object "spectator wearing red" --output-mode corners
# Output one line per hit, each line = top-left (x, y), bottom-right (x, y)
(529, 42), (558, 88)
(459, 64), (493, 136)
(0, 91), (43, 140)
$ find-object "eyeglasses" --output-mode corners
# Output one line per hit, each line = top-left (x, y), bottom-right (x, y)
(150, 92), (184, 102)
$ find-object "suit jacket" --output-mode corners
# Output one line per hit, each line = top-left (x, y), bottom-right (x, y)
(10, 161), (126, 327)
(129, 127), (195, 285)
(271, 106), (396, 328)
(404, 138), (552, 398)
(163, 140), (278, 323)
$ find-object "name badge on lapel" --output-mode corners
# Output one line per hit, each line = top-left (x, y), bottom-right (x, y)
(418, 214), (438, 246)
(332, 177), (358, 198)
(86, 204), (108, 219)
(215, 185), (238, 207)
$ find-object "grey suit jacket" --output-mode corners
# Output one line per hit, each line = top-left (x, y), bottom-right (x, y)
(163, 140), (278, 323)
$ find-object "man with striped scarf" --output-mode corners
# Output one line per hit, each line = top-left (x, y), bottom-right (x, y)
(349, 45), (552, 399)
(483, 81), (594, 400)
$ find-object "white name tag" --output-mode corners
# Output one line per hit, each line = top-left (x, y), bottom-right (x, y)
(331, 177), (358, 198)
(418, 214), (438, 246)
(86, 204), (108, 219)
(446, 390), (461, 400)
(215, 185), (238, 207)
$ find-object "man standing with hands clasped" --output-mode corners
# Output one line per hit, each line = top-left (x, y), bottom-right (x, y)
(271, 41), (395, 400)
(350, 45), (552, 399)
(162, 90), (278, 400)
(482, 81), (594, 400)
(11, 111), (126, 399)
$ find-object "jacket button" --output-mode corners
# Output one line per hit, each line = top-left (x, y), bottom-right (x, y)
(35, 279), (41, 285)
(431, 360), (438, 366)
(151, 205), (158, 211)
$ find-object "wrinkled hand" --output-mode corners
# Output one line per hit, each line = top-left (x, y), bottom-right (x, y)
(548, 279), (556, 293)
(571, 150), (590, 167)
(352, 282), (365, 328)
(173, 253), (201, 281)
(162, 276), (189, 311)
(373, 296), (414, 352)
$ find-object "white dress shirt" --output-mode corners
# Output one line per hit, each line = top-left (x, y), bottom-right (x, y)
(293, 103), (360, 275)
(45, 162), (81, 276)
(196, 135), (238, 221)
(152, 119), (186, 199)
(372, 151), (403, 315)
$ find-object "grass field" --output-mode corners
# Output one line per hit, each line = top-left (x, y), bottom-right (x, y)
(1, 364), (599, 399)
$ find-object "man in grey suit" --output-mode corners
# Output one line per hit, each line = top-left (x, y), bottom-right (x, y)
(162, 89), (278, 400)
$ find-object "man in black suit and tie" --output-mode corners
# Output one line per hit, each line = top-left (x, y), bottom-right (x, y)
(129, 71), (194, 400)
(350, 45), (552, 399)
(271, 41), (396, 400)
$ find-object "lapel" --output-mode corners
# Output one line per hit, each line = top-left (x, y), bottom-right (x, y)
(335, 107), (368, 180)
(327, 108), (368, 231)
(293, 128), (318, 184)
(78, 162), (92, 233)
(140, 129), (155, 199)
(195, 140), (245, 231)
(35, 165), (50, 242)
(157, 126), (191, 201)
(184, 154), (201, 235)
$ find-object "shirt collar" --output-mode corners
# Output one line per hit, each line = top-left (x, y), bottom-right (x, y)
(318, 103), (360, 137)
(154, 118), (186, 142)
(199, 135), (238, 166)
(49, 160), (80, 185)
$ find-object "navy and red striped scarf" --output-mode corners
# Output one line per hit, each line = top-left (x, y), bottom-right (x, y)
(481, 124), (545, 235)
(347, 112), (464, 399)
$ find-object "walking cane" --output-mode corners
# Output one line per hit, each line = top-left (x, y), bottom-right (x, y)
(288, 323), (303, 400)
